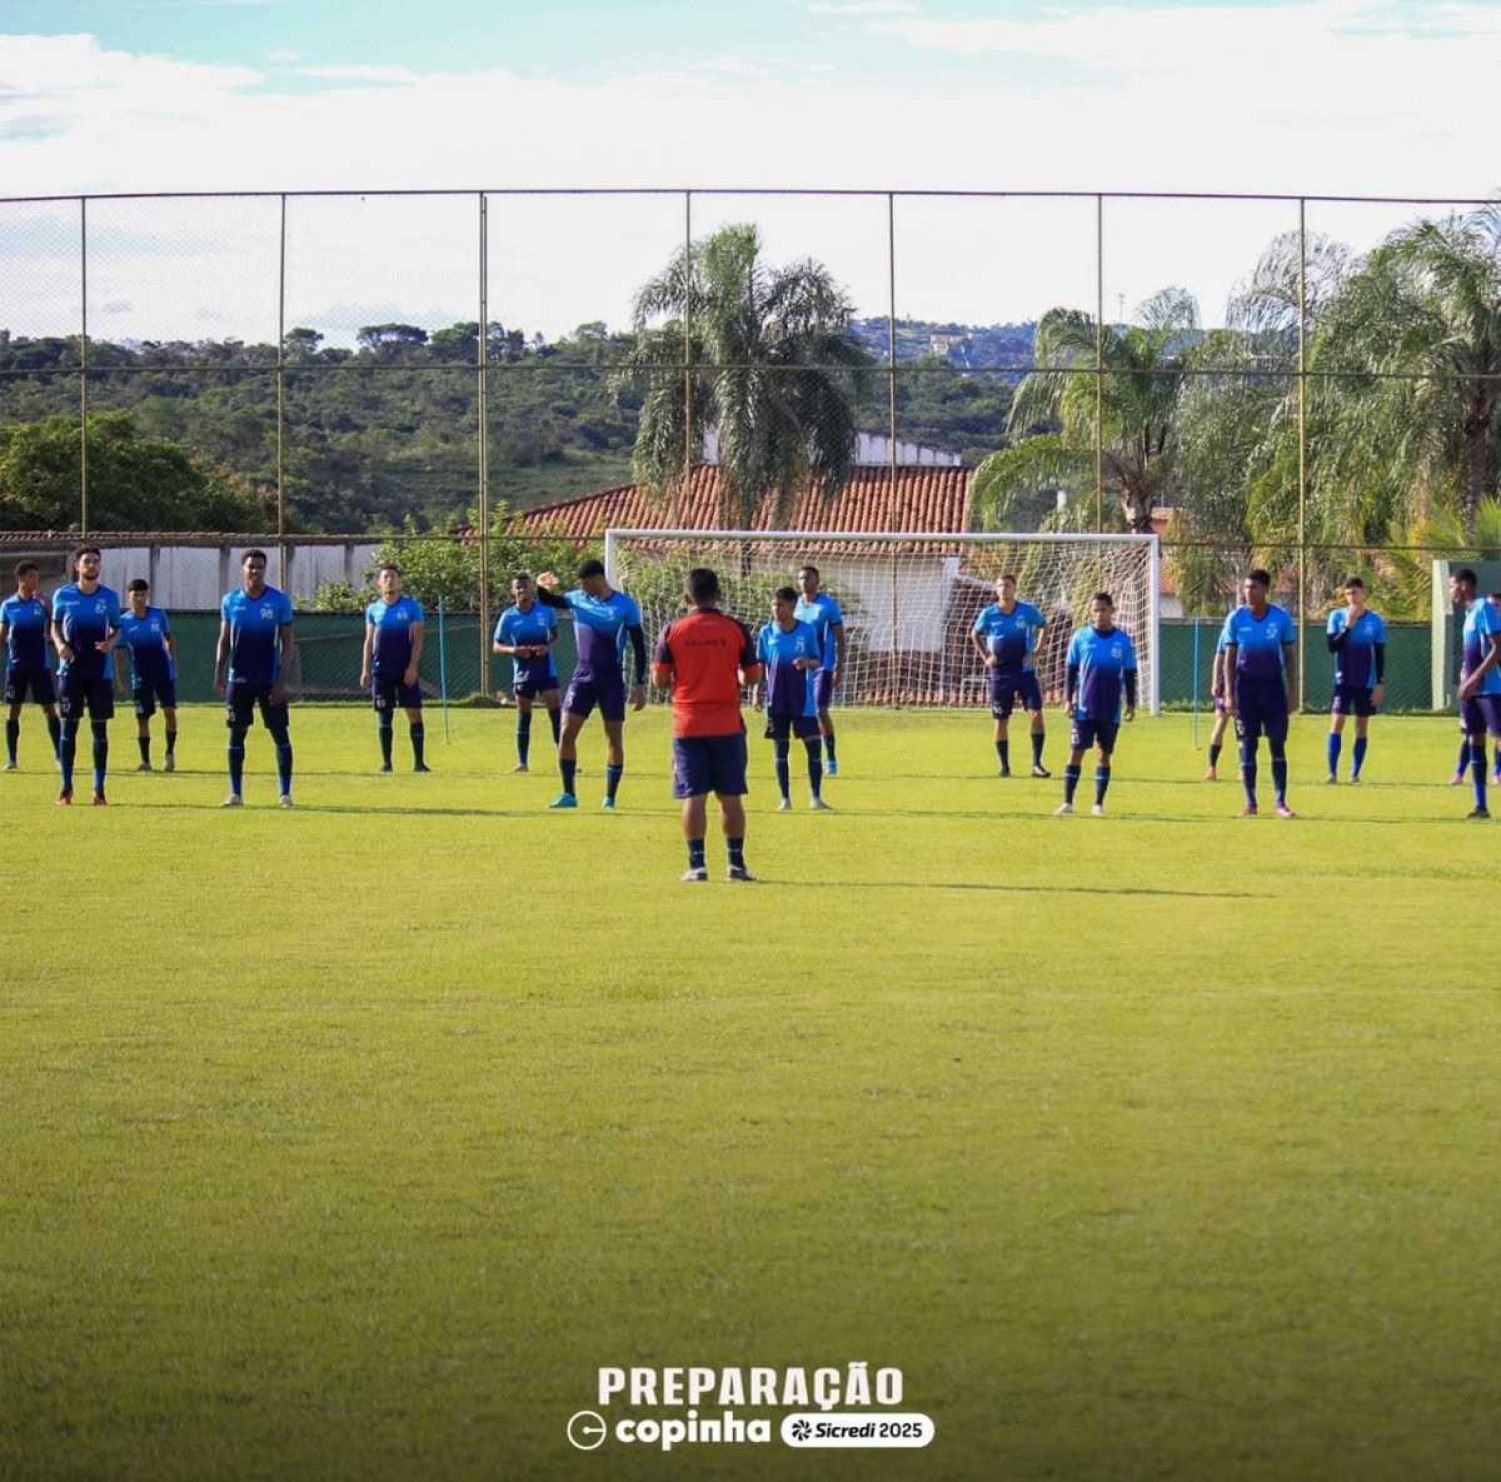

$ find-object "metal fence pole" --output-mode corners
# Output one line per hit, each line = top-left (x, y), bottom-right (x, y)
(887, 191), (899, 694)
(1297, 197), (1309, 712)
(683, 190), (693, 512)
(1094, 193), (1105, 534)
(79, 196), (89, 534)
(277, 192), (288, 588)
(477, 192), (491, 698)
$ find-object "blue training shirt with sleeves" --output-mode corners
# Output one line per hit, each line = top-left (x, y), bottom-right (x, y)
(1067, 625), (1139, 722)
(793, 592), (844, 674)
(223, 586), (295, 686)
(756, 619), (821, 720)
(52, 583), (121, 682)
(2, 594), (51, 670)
(1221, 604), (1298, 682)
(494, 602), (559, 687)
(116, 606), (174, 686)
(1327, 607), (1386, 690)
(972, 601), (1046, 674)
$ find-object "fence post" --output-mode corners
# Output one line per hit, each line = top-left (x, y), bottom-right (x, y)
(438, 597), (450, 743)
(1297, 196), (1309, 712)
(477, 192), (491, 703)
(79, 196), (89, 534)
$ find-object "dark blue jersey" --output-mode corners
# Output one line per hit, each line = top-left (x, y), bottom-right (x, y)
(972, 600), (1046, 674)
(365, 596), (425, 680)
(116, 606), (174, 686)
(222, 585), (295, 686)
(52, 582), (121, 682)
(1327, 607), (1386, 690)
(1067, 624), (1138, 722)
(494, 601), (559, 687)
(756, 619), (821, 720)
(2, 594), (50, 670)
(1221, 604), (1297, 683)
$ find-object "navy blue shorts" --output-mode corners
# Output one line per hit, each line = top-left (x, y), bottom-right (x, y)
(1331, 684), (1376, 718)
(565, 675), (627, 724)
(4, 666), (55, 707)
(672, 732), (749, 799)
(813, 670), (836, 711)
(513, 676), (560, 702)
(1234, 682), (1289, 744)
(990, 671), (1044, 719)
(133, 676), (177, 718)
(59, 672), (113, 723)
(226, 682), (289, 732)
(764, 712), (821, 742)
(1460, 694), (1501, 737)
(1070, 716), (1119, 754)
(371, 676), (423, 713)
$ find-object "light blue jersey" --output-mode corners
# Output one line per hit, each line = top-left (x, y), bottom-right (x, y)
(116, 606), (175, 686)
(495, 601), (559, 687)
(794, 591), (844, 674)
(1, 594), (51, 671)
(756, 619), (821, 720)
(562, 588), (643, 681)
(222, 585), (295, 686)
(1221, 604), (1298, 683)
(52, 582), (121, 682)
(1462, 599), (1501, 697)
(365, 596), (425, 680)
(1327, 607), (1387, 691)
(1067, 624), (1138, 722)
(972, 600), (1045, 674)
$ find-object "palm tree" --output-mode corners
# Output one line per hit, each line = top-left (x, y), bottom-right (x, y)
(618, 223), (869, 526)
(1311, 206), (1501, 538)
(972, 288), (1199, 534)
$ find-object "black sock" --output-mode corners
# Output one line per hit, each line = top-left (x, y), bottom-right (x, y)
(688, 838), (706, 870)
(606, 764), (623, 802)
(228, 728), (246, 795)
(1095, 765), (1111, 805)
(60, 720), (79, 792)
(4, 718), (16, 763)
(997, 739), (1010, 772)
(1209, 741), (1222, 767)
(1241, 740), (1259, 805)
(165, 728), (176, 757)
(378, 717), (393, 766)
(824, 734), (837, 765)
(91, 721), (108, 794)
(805, 738), (823, 798)
(774, 739), (790, 800)
(138, 735), (151, 765)
(1457, 738), (1472, 774)
(548, 709), (561, 746)
(46, 713), (61, 759)
(517, 710), (532, 766)
(727, 837), (746, 869)
(1064, 764), (1081, 803)
(1032, 730), (1045, 767)
(410, 722), (425, 767)
(560, 757), (577, 795)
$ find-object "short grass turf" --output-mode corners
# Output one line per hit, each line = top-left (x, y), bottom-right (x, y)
(3, 706), (1500, 1482)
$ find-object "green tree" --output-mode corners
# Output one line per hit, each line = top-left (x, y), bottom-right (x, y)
(618, 223), (870, 526)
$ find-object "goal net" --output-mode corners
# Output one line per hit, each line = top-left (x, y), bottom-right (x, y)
(605, 529), (1161, 713)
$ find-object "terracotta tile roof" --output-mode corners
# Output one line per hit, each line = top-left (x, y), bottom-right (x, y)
(512, 464), (974, 543)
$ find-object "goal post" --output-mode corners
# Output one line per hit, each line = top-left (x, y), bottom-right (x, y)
(604, 528), (1162, 715)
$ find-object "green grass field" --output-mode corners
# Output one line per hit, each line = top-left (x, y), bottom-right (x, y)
(3, 706), (1499, 1482)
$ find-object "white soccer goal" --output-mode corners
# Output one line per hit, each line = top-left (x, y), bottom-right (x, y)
(605, 529), (1162, 714)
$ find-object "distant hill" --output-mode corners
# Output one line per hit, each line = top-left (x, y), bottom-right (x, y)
(851, 318), (1038, 370)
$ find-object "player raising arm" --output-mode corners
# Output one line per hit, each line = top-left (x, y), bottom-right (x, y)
(653, 567), (764, 881)
(1055, 593), (1136, 816)
(535, 559), (646, 810)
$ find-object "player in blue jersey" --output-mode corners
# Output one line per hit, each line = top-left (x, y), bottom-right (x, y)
(535, 559), (646, 810)
(50, 546), (121, 806)
(1204, 630), (1231, 780)
(1055, 593), (1137, 815)
(1, 560), (61, 770)
(1221, 568), (1299, 818)
(115, 579), (179, 774)
(1325, 576), (1386, 784)
(970, 573), (1050, 778)
(754, 586), (828, 811)
(1452, 567), (1501, 819)
(214, 550), (297, 808)
(360, 563), (429, 774)
(795, 565), (847, 777)
(492, 572), (561, 773)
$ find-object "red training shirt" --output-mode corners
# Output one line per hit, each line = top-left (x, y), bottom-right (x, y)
(652, 607), (763, 738)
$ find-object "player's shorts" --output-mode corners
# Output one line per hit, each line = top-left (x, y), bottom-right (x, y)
(371, 676), (423, 713)
(1459, 693), (1501, 737)
(990, 671), (1044, 719)
(133, 675), (177, 719)
(764, 712), (821, 742)
(672, 732), (749, 799)
(4, 665), (55, 706)
(513, 676), (560, 702)
(565, 674), (627, 724)
(1233, 681), (1289, 744)
(1070, 716), (1119, 754)
(1330, 684), (1377, 718)
(58, 672), (113, 723)
(813, 670), (836, 711)
(226, 682), (290, 732)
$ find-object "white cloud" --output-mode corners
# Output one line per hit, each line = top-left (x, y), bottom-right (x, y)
(0, 15), (1494, 341)
(808, 1), (920, 15)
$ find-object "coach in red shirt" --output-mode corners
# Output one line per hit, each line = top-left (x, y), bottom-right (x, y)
(652, 567), (764, 883)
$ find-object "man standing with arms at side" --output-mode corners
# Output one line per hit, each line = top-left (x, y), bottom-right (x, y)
(653, 567), (763, 882)
(1221, 567), (1299, 819)
(51, 546), (120, 806)
(1452, 567), (1501, 819)
(360, 562), (429, 774)
(215, 550), (297, 808)
(970, 573), (1050, 778)
(115, 578), (179, 773)
(1, 560), (61, 771)
(795, 563), (847, 777)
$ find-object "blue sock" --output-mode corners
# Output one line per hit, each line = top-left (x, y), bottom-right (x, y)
(410, 722), (425, 767)
(1064, 764), (1081, 804)
(1094, 766), (1111, 805)
(60, 719), (78, 792)
(1457, 738), (1471, 775)
(228, 731), (245, 796)
(688, 838), (706, 870)
(824, 734), (837, 766)
(516, 711), (532, 766)
(91, 721), (108, 794)
(548, 709), (561, 746)
(1326, 731), (1341, 776)
(275, 742), (293, 795)
(1352, 736), (1368, 778)
(605, 763), (623, 802)
(1473, 751), (1488, 811)
(560, 757), (577, 796)
(378, 717), (393, 766)
(4, 718), (17, 764)
(1272, 751), (1288, 806)
(774, 740), (790, 800)
(1241, 740), (1259, 806)
(805, 739), (823, 798)
(47, 712), (61, 759)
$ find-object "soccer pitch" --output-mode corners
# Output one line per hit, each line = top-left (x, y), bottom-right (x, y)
(4, 706), (1499, 1482)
